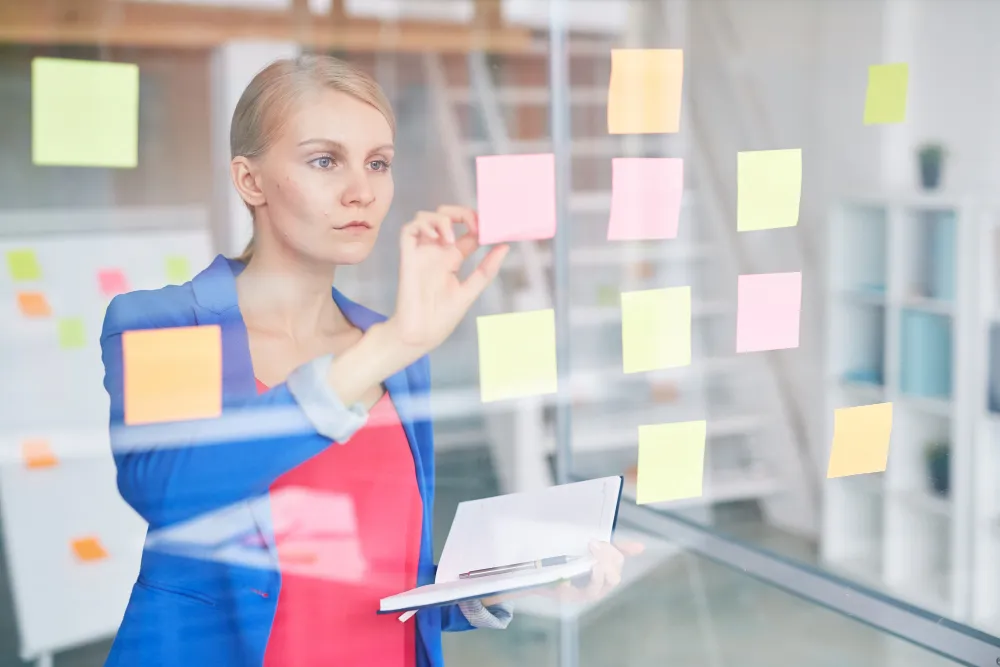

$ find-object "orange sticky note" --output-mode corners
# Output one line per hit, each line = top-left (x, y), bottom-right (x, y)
(827, 402), (893, 478)
(17, 292), (51, 318)
(122, 325), (223, 425)
(608, 49), (684, 134)
(608, 158), (684, 241)
(72, 536), (108, 562)
(22, 439), (58, 469)
(476, 154), (557, 245)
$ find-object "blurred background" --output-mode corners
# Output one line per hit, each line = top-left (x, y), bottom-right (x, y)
(0, 0), (999, 665)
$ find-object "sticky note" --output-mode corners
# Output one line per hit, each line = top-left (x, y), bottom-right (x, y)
(476, 154), (557, 245)
(736, 272), (802, 353)
(32, 57), (140, 168)
(98, 269), (129, 297)
(477, 309), (558, 402)
(621, 287), (691, 373)
(59, 317), (86, 349)
(165, 256), (192, 284)
(827, 402), (893, 478)
(608, 49), (684, 134)
(864, 63), (908, 125)
(737, 149), (802, 232)
(72, 536), (108, 562)
(122, 325), (223, 425)
(636, 420), (706, 504)
(7, 250), (42, 281)
(17, 292), (51, 318)
(608, 158), (684, 241)
(22, 439), (58, 469)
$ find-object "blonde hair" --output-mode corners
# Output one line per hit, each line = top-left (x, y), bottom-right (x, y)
(230, 55), (396, 263)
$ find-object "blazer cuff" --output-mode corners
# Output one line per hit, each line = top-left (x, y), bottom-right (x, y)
(457, 599), (513, 630)
(285, 354), (369, 442)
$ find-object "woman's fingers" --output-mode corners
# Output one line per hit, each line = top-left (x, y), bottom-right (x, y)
(613, 539), (646, 557)
(458, 244), (509, 307)
(436, 205), (479, 237)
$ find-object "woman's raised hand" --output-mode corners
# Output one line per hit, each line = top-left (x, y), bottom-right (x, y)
(386, 205), (509, 359)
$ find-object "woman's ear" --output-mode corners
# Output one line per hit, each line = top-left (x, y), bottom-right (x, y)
(231, 156), (266, 208)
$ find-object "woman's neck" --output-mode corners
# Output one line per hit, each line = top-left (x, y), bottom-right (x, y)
(235, 249), (349, 339)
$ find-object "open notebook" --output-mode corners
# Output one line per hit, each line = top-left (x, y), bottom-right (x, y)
(379, 476), (623, 614)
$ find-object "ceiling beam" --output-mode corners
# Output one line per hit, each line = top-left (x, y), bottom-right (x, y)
(0, 0), (535, 54)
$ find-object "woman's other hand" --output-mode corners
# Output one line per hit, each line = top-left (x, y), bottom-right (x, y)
(480, 539), (646, 608)
(386, 205), (509, 358)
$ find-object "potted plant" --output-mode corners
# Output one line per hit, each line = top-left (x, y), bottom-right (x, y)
(924, 441), (950, 497)
(917, 143), (947, 191)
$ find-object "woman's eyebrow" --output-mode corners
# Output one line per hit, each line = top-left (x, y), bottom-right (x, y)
(297, 139), (394, 155)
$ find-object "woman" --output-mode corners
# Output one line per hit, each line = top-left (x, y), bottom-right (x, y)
(100, 55), (637, 667)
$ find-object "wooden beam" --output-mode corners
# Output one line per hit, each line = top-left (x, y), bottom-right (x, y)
(0, 0), (535, 54)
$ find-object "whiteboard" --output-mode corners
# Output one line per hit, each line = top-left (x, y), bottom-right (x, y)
(0, 225), (213, 660)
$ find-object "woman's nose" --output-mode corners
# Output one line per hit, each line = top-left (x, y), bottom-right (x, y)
(341, 169), (375, 206)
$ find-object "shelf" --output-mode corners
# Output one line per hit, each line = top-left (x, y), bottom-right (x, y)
(568, 357), (743, 403)
(501, 241), (713, 272)
(832, 379), (886, 403)
(900, 296), (954, 317)
(896, 395), (953, 417)
(565, 412), (766, 454)
(890, 487), (952, 518)
(621, 465), (780, 510)
(570, 301), (729, 327)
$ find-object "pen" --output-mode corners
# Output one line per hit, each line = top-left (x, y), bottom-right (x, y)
(458, 555), (576, 580)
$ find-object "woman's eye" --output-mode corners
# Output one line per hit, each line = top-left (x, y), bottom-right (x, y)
(369, 160), (390, 172)
(311, 157), (334, 169)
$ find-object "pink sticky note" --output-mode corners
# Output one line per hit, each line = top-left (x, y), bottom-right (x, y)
(608, 158), (683, 241)
(476, 154), (557, 244)
(736, 272), (802, 353)
(98, 269), (129, 297)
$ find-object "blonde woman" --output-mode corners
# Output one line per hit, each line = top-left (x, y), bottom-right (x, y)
(100, 55), (635, 667)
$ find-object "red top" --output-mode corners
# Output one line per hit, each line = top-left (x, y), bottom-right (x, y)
(259, 379), (422, 667)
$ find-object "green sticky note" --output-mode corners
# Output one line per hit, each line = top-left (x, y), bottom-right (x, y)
(864, 63), (909, 125)
(7, 249), (42, 281)
(737, 148), (802, 232)
(477, 309), (558, 403)
(59, 318), (86, 349)
(621, 287), (691, 373)
(636, 420), (706, 504)
(165, 256), (191, 284)
(32, 57), (139, 168)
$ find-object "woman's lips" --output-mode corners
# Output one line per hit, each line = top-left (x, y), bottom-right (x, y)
(334, 221), (371, 231)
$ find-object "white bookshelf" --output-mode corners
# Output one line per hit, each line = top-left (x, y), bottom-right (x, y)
(822, 193), (986, 627)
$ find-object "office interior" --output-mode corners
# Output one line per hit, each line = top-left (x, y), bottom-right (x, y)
(0, 0), (998, 665)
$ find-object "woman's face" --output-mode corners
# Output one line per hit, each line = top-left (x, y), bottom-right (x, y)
(246, 89), (395, 265)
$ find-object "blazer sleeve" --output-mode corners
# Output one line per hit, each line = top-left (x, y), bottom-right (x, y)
(101, 293), (367, 528)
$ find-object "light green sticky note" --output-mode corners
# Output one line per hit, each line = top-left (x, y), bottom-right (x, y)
(7, 249), (42, 281)
(737, 148), (802, 232)
(477, 309), (558, 403)
(32, 57), (139, 168)
(864, 63), (909, 125)
(165, 256), (192, 284)
(636, 420), (706, 504)
(58, 318), (86, 349)
(621, 287), (691, 373)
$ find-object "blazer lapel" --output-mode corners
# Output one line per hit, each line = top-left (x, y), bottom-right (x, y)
(190, 256), (276, 563)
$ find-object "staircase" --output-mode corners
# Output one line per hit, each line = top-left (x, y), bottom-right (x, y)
(422, 0), (818, 538)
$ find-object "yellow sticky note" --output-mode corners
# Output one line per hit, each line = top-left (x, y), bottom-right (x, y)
(737, 149), (802, 232)
(864, 63), (908, 125)
(17, 292), (52, 318)
(477, 310), (558, 403)
(636, 420), (706, 504)
(71, 536), (109, 562)
(32, 57), (139, 168)
(122, 325), (223, 425)
(608, 49), (684, 134)
(827, 402), (893, 478)
(22, 439), (58, 470)
(59, 317), (86, 349)
(7, 250), (42, 281)
(621, 287), (691, 373)
(165, 256), (192, 284)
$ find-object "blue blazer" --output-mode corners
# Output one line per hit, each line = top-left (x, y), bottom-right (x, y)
(101, 255), (473, 667)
